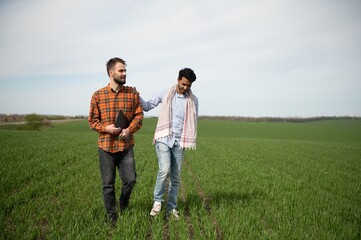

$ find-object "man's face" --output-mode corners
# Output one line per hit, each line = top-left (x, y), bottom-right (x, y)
(111, 62), (127, 85)
(176, 77), (192, 94)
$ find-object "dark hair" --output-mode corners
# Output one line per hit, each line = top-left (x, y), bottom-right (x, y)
(106, 57), (127, 76)
(178, 68), (196, 83)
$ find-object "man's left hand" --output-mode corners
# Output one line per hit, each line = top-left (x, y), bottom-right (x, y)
(119, 128), (130, 143)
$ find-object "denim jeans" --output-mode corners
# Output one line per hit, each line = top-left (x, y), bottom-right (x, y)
(153, 141), (184, 211)
(98, 147), (136, 216)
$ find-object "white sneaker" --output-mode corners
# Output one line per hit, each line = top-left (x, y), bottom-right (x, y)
(169, 209), (180, 220)
(150, 201), (161, 216)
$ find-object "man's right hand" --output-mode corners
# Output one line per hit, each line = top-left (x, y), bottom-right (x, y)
(105, 124), (121, 135)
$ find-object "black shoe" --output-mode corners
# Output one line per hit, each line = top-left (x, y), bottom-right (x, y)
(107, 213), (117, 228)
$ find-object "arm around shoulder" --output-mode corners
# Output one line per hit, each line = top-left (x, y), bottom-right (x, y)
(127, 88), (144, 135)
(140, 90), (165, 112)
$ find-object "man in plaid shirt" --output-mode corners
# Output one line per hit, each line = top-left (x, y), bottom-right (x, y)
(88, 57), (143, 226)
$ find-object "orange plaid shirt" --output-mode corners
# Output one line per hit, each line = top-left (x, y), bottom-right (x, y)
(88, 84), (143, 153)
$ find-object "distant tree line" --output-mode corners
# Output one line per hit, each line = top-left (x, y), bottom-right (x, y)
(198, 115), (361, 122)
(0, 114), (87, 123)
(1, 113), (360, 127)
(0, 114), (87, 131)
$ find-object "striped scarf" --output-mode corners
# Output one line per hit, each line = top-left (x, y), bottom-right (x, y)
(153, 85), (197, 149)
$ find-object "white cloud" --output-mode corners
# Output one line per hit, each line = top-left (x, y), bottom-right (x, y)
(0, 0), (360, 116)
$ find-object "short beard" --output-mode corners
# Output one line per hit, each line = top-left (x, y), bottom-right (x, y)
(114, 78), (126, 85)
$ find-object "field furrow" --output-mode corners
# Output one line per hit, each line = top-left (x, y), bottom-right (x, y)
(179, 179), (195, 239)
(184, 158), (224, 240)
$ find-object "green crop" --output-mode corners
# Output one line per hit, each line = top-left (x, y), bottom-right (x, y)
(1, 119), (360, 239)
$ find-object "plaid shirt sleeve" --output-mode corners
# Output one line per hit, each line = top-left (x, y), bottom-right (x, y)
(88, 84), (143, 153)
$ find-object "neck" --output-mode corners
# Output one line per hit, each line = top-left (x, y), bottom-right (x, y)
(110, 79), (122, 92)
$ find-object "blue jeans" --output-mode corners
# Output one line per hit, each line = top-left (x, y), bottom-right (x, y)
(98, 147), (136, 216)
(153, 141), (184, 211)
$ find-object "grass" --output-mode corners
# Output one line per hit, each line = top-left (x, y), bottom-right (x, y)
(1, 119), (360, 239)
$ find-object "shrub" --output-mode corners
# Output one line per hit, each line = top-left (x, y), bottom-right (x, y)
(24, 113), (45, 131)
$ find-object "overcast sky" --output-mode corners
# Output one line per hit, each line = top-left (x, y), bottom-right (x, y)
(1, 0), (360, 117)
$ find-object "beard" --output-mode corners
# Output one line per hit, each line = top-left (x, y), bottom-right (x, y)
(114, 76), (126, 85)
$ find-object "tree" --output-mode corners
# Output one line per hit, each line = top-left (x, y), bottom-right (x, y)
(24, 113), (44, 130)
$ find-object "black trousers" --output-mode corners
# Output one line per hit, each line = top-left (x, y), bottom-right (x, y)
(98, 147), (136, 216)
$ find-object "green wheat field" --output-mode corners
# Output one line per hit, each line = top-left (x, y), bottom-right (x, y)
(1, 118), (361, 239)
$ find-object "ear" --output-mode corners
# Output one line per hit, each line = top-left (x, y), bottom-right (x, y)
(109, 68), (114, 76)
